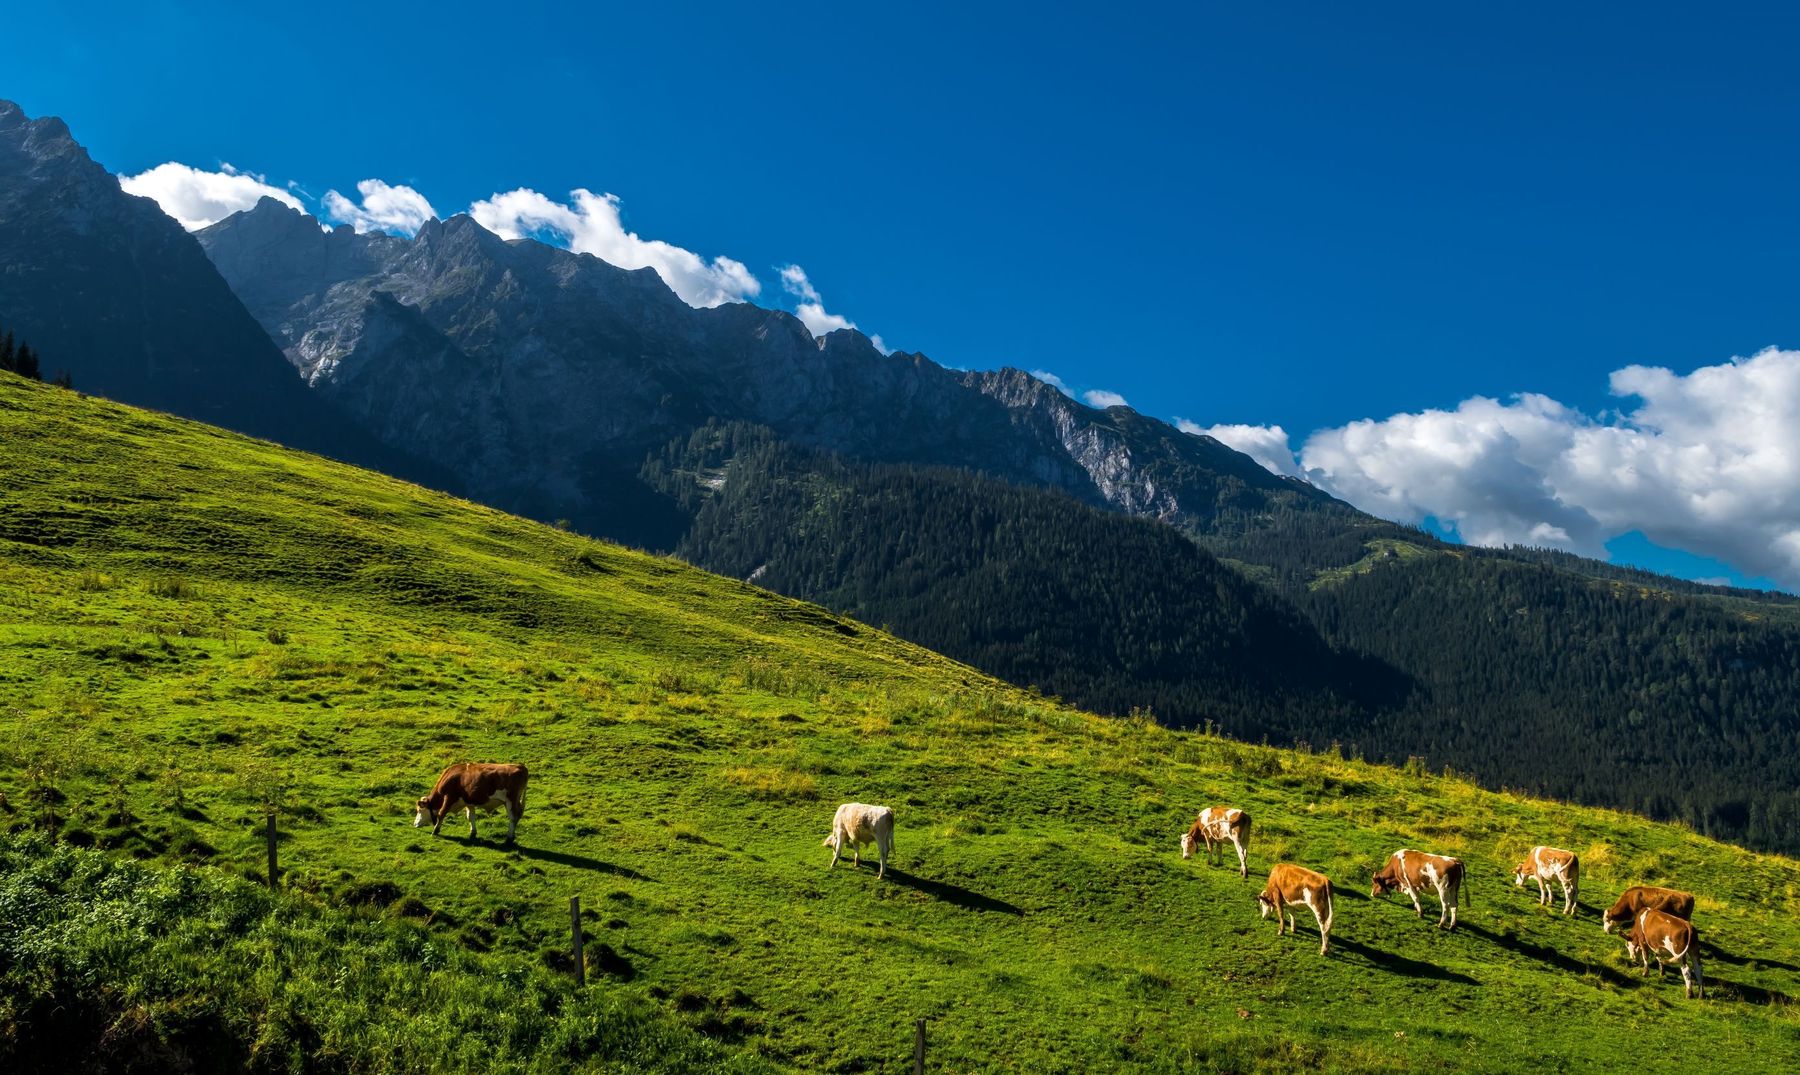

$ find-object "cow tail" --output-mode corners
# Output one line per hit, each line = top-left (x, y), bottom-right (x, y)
(1460, 862), (1470, 909)
(1321, 880), (1335, 936)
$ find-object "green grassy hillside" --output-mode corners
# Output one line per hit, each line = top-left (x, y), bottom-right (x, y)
(2, 372), (1798, 1073)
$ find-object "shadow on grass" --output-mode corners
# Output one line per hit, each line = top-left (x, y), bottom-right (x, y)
(1330, 937), (1479, 984)
(881, 868), (1024, 915)
(1703, 973), (1795, 1006)
(508, 843), (656, 882)
(1701, 941), (1800, 975)
(1462, 922), (1634, 987)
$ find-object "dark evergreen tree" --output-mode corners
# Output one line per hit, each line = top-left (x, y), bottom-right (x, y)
(14, 343), (39, 380)
(0, 330), (14, 373)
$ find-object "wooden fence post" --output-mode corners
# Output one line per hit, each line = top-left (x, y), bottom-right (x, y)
(265, 811), (278, 888)
(570, 895), (586, 986)
(914, 1018), (926, 1074)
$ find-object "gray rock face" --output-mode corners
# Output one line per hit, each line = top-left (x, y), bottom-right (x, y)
(196, 196), (1350, 543)
(0, 99), (441, 485)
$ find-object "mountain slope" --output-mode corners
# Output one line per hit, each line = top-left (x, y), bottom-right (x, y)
(0, 100), (445, 487)
(3, 371), (1800, 1072)
(646, 422), (1405, 736)
(197, 197), (1380, 562)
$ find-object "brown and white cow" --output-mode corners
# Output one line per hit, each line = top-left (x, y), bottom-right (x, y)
(1257, 863), (1334, 955)
(1624, 907), (1703, 998)
(1180, 806), (1252, 878)
(1513, 845), (1579, 915)
(1602, 885), (1696, 934)
(823, 802), (895, 879)
(1371, 849), (1466, 930)
(414, 762), (529, 842)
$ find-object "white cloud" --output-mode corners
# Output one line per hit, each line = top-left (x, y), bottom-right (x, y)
(1295, 347), (1800, 588)
(323, 179), (437, 236)
(119, 162), (304, 230)
(1083, 389), (1130, 409)
(469, 187), (760, 308)
(779, 264), (853, 336)
(1184, 421), (1304, 478)
(1030, 370), (1075, 397)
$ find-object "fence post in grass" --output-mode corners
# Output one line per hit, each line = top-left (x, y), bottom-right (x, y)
(265, 811), (278, 888)
(914, 1018), (926, 1074)
(570, 895), (586, 986)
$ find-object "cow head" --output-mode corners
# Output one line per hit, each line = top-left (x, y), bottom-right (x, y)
(1371, 868), (1398, 899)
(1511, 861), (1531, 886)
(1180, 831), (1196, 859)
(1257, 891), (1276, 919)
(414, 796), (434, 827)
(1602, 909), (1628, 934)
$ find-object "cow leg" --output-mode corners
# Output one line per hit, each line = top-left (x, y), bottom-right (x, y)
(506, 803), (520, 843)
(430, 807), (446, 837)
(466, 805), (477, 839)
(828, 836), (841, 869)
(1232, 837), (1248, 878)
(853, 844), (861, 868)
(877, 843), (886, 880)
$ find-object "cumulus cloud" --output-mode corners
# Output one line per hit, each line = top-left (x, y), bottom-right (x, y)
(323, 179), (437, 236)
(1030, 369), (1075, 397)
(779, 264), (853, 334)
(1182, 421), (1304, 478)
(1294, 348), (1800, 588)
(1083, 389), (1130, 410)
(119, 162), (304, 230)
(469, 187), (759, 308)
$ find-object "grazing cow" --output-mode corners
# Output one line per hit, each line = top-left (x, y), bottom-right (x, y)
(1513, 845), (1580, 915)
(1602, 885), (1696, 934)
(1371, 849), (1467, 930)
(1180, 806), (1252, 878)
(823, 802), (895, 879)
(1257, 863), (1335, 955)
(414, 762), (529, 842)
(1625, 908), (1704, 998)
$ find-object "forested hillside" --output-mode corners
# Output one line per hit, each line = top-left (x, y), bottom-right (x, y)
(647, 424), (1403, 738)
(1301, 551), (1800, 851)
(649, 423), (1800, 855)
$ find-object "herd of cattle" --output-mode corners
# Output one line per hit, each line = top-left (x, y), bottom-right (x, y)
(1177, 805), (1706, 998)
(413, 764), (1706, 999)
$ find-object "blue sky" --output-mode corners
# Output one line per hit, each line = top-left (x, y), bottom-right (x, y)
(8, 2), (1800, 590)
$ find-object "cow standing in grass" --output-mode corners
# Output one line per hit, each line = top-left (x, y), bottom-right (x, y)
(824, 803), (895, 879)
(1513, 845), (1580, 915)
(1624, 908), (1704, 998)
(1258, 863), (1334, 955)
(1371, 849), (1466, 930)
(415, 762), (529, 842)
(1602, 885), (1695, 934)
(1180, 806), (1252, 878)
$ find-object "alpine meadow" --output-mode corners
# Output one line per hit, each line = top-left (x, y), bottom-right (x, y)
(3, 371), (1799, 1072)
(10, 8), (1800, 1073)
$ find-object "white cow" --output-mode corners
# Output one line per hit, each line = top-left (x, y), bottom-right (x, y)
(823, 802), (895, 879)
